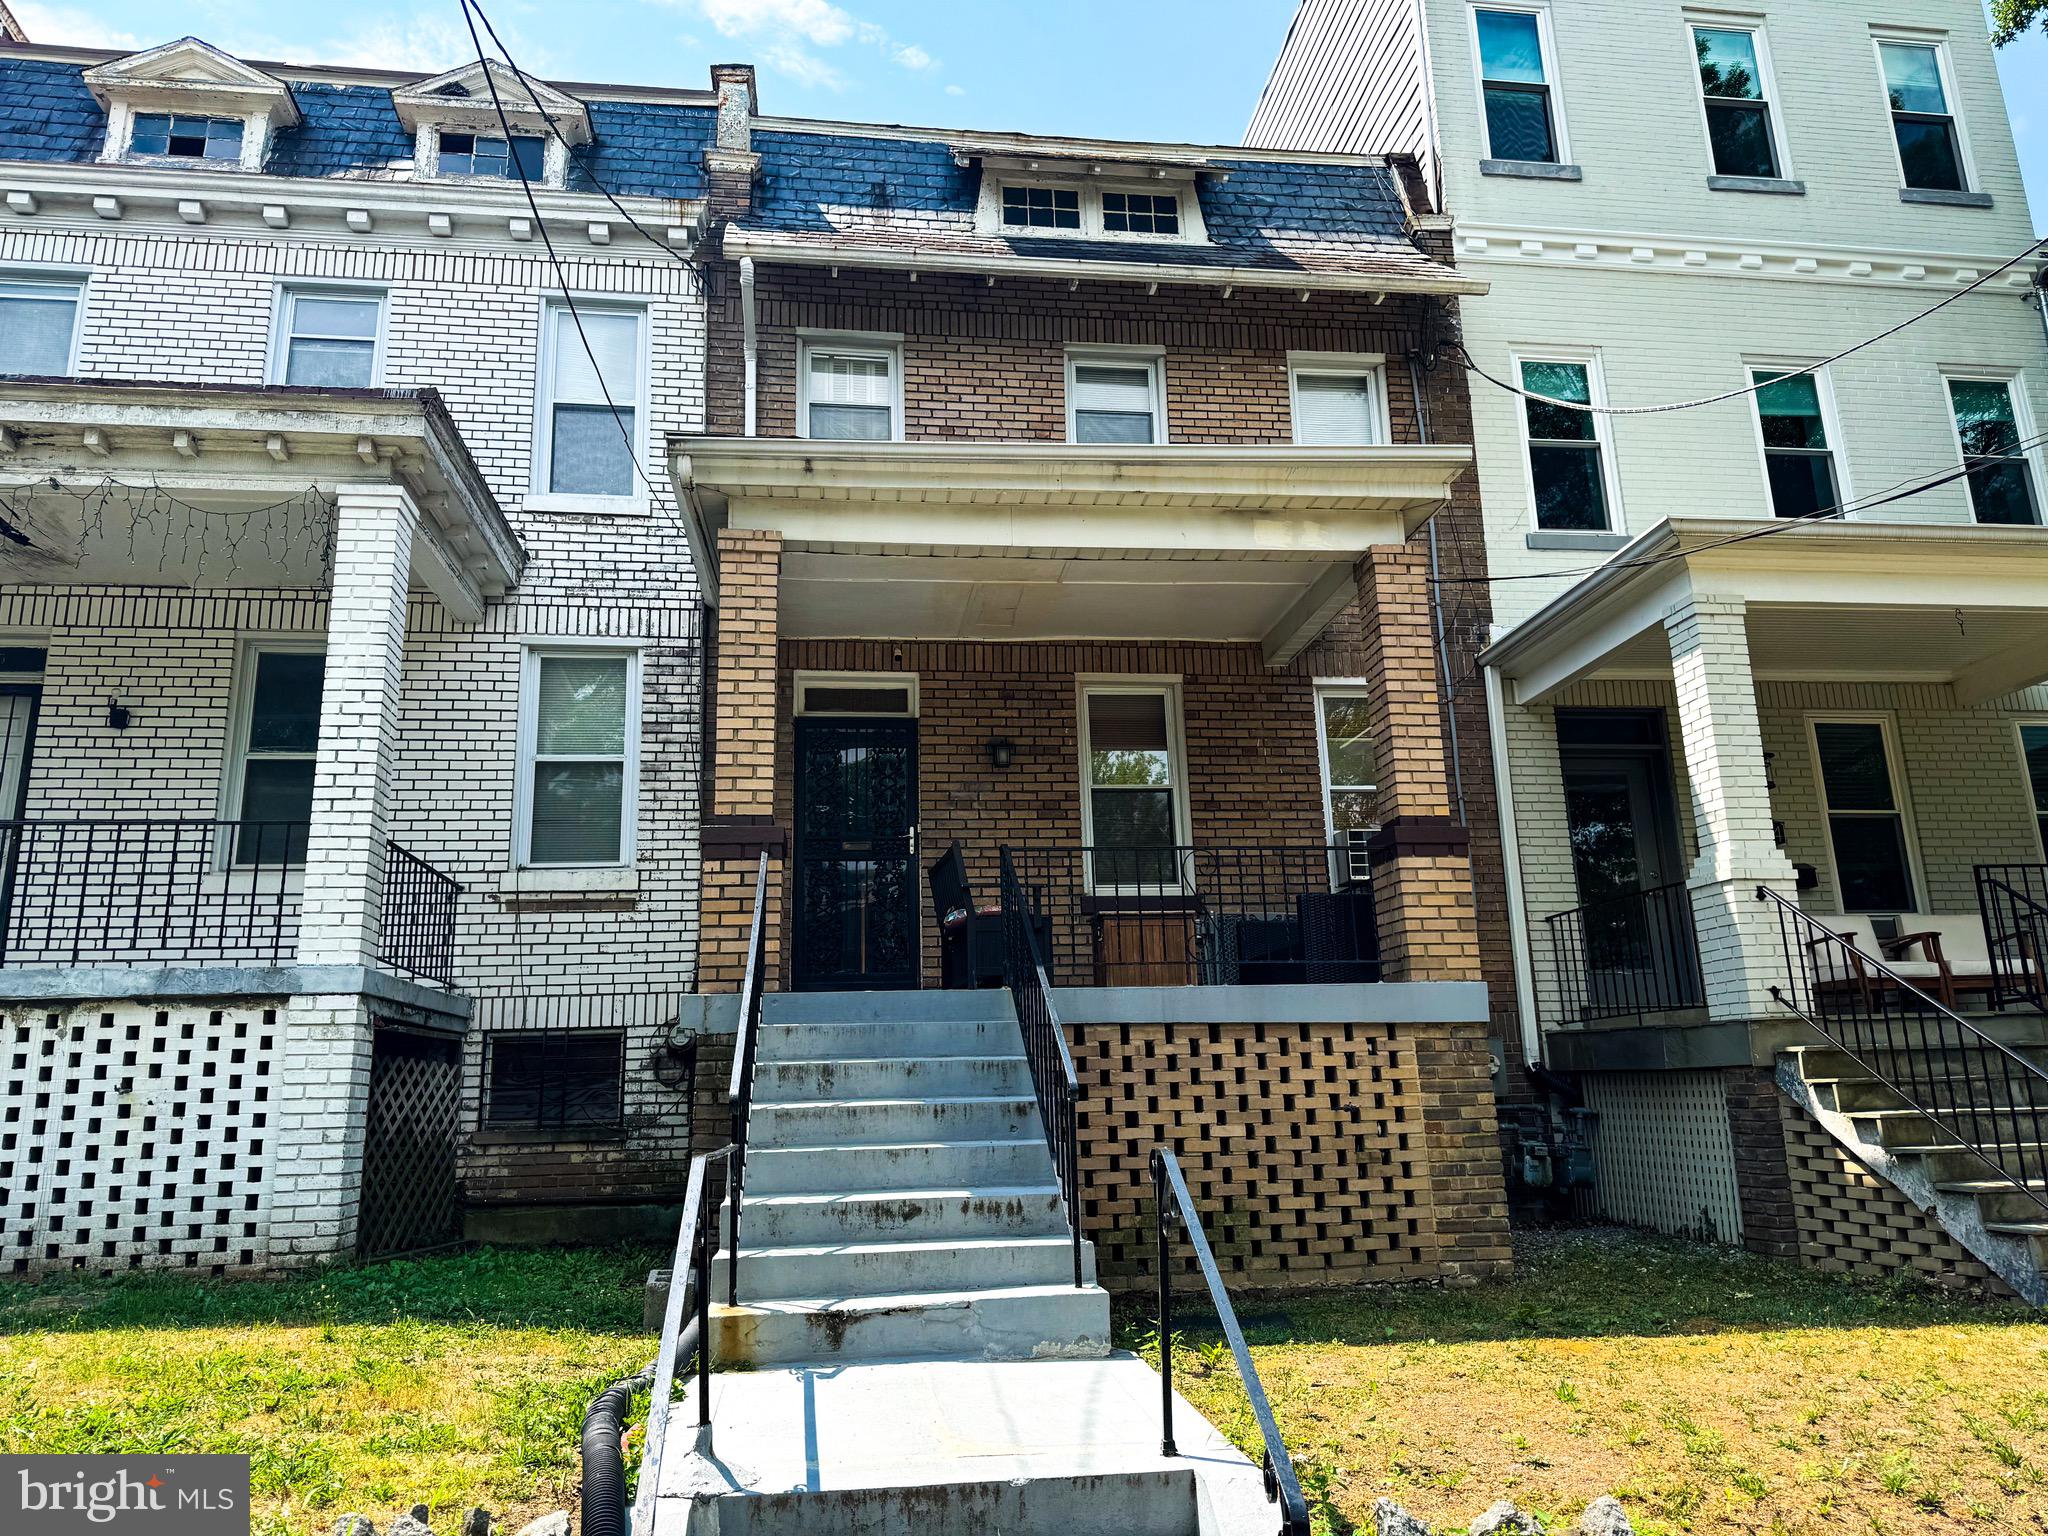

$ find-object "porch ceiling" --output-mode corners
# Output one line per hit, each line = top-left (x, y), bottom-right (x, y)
(1485, 517), (2048, 706)
(0, 379), (524, 605)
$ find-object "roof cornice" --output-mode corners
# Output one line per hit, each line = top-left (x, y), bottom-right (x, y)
(753, 114), (1400, 170)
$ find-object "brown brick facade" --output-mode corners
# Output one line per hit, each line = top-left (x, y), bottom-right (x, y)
(1724, 1066), (1800, 1260)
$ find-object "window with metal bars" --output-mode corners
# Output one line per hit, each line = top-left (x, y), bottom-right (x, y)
(486, 1032), (625, 1129)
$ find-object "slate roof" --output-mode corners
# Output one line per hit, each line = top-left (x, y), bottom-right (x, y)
(0, 53), (712, 199)
(739, 126), (1451, 286)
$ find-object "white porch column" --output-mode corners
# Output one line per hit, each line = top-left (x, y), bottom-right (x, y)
(298, 482), (418, 968)
(1664, 594), (1800, 1020)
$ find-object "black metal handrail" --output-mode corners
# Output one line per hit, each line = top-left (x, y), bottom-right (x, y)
(1544, 880), (1705, 1026)
(1151, 1147), (1309, 1536)
(0, 817), (306, 967)
(1002, 842), (1378, 988)
(999, 846), (1085, 1288)
(379, 841), (461, 986)
(1759, 883), (2048, 1215)
(723, 850), (771, 1305)
(1976, 863), (2048, 1012)
(632, 1142), (735, 1536)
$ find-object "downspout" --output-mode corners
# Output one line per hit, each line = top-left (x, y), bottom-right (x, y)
(1410, 352), (1465, 824)
(1485, 661), (1543, 1069)
(740, 255), (758, 437)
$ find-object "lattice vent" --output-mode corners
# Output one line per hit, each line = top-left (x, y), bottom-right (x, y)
(357, 1023), (462, 1260)
(1581, 1070), (1743, 1243)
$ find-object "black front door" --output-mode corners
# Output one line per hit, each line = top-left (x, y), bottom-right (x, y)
(792, 717), (919, 991)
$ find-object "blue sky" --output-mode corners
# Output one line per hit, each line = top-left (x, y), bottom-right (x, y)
(13, 0), (2048, 231)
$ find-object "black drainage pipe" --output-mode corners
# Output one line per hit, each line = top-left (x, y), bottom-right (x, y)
(579, 1326), (678, 1536)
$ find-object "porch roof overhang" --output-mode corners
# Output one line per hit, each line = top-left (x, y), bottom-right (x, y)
(0, 378), (525, 617)
(670, 438), (1474, 663)
(1482, 516), (2048, 706)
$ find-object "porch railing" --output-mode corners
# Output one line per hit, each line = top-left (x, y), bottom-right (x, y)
(1975, 863), (2048, 1013)
(0, 817), (306, 968)
(1543, 880), (1705, 1026)
(999, 847), (1085, 1288)
(1001, 843), (1378, 989)
(378, 841), (461, 986)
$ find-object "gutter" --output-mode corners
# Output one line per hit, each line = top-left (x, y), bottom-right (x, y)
(739, 256), (758, 438)
(1485, 661), (1543, 1069)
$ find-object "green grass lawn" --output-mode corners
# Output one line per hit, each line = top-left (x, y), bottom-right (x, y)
(1129, 1229), (2048, 1535)
(0, 1246), (661, 1536)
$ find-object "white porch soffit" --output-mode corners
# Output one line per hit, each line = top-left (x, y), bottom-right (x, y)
(672, 439), (1472, 662)
(1483, 516), (2048, 707)
(0, 379), (524, 618)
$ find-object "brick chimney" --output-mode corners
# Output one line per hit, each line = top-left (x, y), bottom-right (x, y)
(706, 63), (760, 222)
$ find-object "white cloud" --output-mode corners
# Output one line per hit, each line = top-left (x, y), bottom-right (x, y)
(697, 0), (855, 48)
(891, 43), (936, 72)
(944, 83), (966, 96)
(673, 0), (936, 92)
(10, 2), (141, 48)
(312, 18), (483, 73)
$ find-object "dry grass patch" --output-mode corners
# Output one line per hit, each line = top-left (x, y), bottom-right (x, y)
(1132, 1229), (2048, 1535)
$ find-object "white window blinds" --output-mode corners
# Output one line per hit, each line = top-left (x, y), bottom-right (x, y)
(1294, 373), (1380, 445)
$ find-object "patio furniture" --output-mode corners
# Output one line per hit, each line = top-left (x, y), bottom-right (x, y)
(1880, 913), (2033, 1012)
(928, 841), (1048, 989)
(1807, 912), (1972, 1011)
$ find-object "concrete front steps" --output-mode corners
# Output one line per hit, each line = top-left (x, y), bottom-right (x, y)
(711, 989), (1112, 1366)
(1780, 1028), (2048, 1305)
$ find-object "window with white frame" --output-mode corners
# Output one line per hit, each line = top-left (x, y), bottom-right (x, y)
(1102, 191), (1179, 235)
(1003, 184), (1081, 230)
(2019, 722), (2048, 858)
(1690, 21), (1783, 179)
(1473, 6), (1561, 163)
(130, 112), (245, 161)
(438, 130), (546, 181)
(0, 277), (82, 377)
(1811, 718), (1917, 913)
(1517, 356), (1614, 531)
(517, 649), (639, 867)
(1751, 368), (1842, 520)
(800, 338), (900, 441)
(1290, 357), (1387, 445)
(1068, 352), (1163, 445)
(1079, 683), (1185, 887)
(1316, 686), (1378, 879)
(987, 179), (1198, 242)
(537, 301), (644, 502)
(226, 645), (324, 867)
(275, 289), (382, 388)
(1876, 38), (1967, 193)
(1947, 377), (2039, 526)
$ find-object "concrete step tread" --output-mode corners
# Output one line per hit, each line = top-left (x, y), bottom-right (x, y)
(1936, 1178), (2047, 1193)
(741, 1183), (1063, 1209)
(1846, 1105), (2039, 1117)
(756, 1094), (1039, 1111)
(751, 1136), (1046, 1157)
(721, 1234), (1077, 1264)
(716, 1281), (1111, 1318)
(764, 1054), (1029, 1071)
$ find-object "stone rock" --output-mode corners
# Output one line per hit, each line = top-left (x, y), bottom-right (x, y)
(461, 1509), (491, 1536)
(1577, 1497), (1633, 1536)
(513, 1515), (570, 1536)
(388, 1517), (433, 1536)
(1469, 1502), (1542, 1536)
(410, 1508), (431, 1525)
(1373, 1497), (1436, 1536)
(331, 1518), (375, 1536)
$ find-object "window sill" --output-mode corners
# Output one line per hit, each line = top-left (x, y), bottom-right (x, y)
(520, 492), (653, 517)
(1900, 187), (1993, 208)
(1707, 175), (1805, 196)
(1526, 530), (1630, 552)
(1480, 159), (1583, 182)
(498, 865), (640, 896)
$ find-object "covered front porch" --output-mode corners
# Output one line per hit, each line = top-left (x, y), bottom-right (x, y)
(1484, 517), (2048, 1058)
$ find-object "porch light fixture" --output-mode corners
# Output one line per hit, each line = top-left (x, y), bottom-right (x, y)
(106, 699), (130, 732)
(986, 737), (1015, 770)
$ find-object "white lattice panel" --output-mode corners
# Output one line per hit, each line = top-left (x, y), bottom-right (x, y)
(1582, 1070), (1744, 1243)
(2, 1003), (276, 1276)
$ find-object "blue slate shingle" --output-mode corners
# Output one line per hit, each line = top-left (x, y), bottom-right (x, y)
(0, 58), (107, 163)
(265, 83), (414, 179)
(573, 101), (712, 199)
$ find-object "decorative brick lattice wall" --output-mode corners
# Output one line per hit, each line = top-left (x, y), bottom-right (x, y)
(3, 1003), (276, 1277)
(1071, 1017), (1510, 1289)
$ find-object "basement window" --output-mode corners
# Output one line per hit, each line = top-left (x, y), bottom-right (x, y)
(486, 1032), (625, 1130)
(130, 112), (245, 161)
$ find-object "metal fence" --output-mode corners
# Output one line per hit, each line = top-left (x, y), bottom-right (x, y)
(1976, 863), (2048, 1013)
(379, 840), (461, 986)
(1544, 880), (1705, 1026)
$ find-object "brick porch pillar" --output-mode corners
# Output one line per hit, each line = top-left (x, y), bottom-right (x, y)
(699, 527), (785, 991)
(1664, 595), (1800, 1020)
(1356, 547), (1481, 983)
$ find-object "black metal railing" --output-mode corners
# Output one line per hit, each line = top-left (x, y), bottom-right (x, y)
(631, 1142), (735, 1536)
(722, 850), (771, 1306)
(379, 841), (461, 986)
(1001, 843), (1378, 989)
(0, 817), (306, 967)
(1544, 880), (1705, 1026)
(999, 847), (1085, 1289)
(1151, 1147), (1310, 1536)
(1760, 884), (2048, 1216)
(1976, 863), (2048, 1013)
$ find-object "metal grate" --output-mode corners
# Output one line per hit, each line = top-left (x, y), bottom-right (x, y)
(357, 1024), (463, 1260)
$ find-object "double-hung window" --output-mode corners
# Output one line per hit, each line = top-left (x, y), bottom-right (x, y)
(518, 649), (639, 868)
(1691, 23), (1782, 180)
(1068, 352), (1164, 444)
(227, 645), (324, 867)
(1518, 357), (1613, 531)
(0, 278), (82, 377)
(486, 1032), (624, 1130)
(1473, 7), (1559, 164)
(275, 289), (381, 388)
(1877, 40), (1965, 193)
(1079, 683), (1185, 888)
(800, 338), (900, 440)
(537, 301), (644, 502)
(1752, 369), (1841, 520)
(439, 131), (546, 181)
(1290, 356), (1386, 446)
(1811, 719), (1917, 913)
(1316, 686), (1378, 881)
(2020, 723), (2048, 859)
(130, 112), (244, 161)
(1947, 377), (2038, 526)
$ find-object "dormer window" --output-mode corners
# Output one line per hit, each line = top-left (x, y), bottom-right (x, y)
(393, 61), (593, 192)
(1003, 186), (1080, 230)
(962, 145), (1214, 244)
(438, 131), (546, 181)
(130, 112), (244, 161)
(1102, 192), (1179, 236)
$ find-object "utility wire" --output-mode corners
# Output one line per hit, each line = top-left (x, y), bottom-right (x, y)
(1460, 235), (2048, 417)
